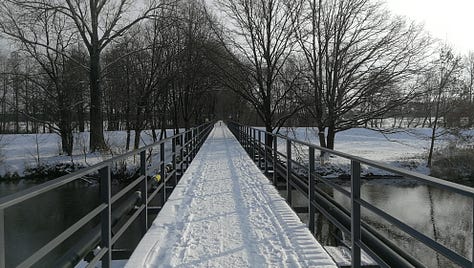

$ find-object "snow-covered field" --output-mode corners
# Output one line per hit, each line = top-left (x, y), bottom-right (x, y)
(276, 127), (438, 175)
(0, 130), (176, 177)
(0, 126), (471, 177)
(126, 124), (337, 267)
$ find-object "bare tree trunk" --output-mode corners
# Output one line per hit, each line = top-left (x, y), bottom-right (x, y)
(427, 88), (442, 167)
(326, 127), (336, 150)
(318, 127), (327, 148)
(134, 129), (141, 149)
(89, 41), (106, 151)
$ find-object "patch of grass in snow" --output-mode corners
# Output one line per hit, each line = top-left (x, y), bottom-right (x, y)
(23, 162), (85, 182)
(431, 146), (474, 184)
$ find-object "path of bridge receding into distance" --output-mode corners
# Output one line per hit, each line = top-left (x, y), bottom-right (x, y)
(125, 123), (337, 267)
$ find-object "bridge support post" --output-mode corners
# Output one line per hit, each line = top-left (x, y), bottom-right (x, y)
(100, 165), (112, 268)
(351, 160), (361, 268)
(286, 140), (292, 205)
(140, 150), (148, 235)
(308, 147), (315, 234)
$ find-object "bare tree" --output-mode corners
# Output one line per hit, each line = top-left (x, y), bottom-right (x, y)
(295, 0), (431, 149)
(214, 0), (305, 144)
(0, 0), (166, 151)
(427, 46), (462, 167)
(0, 2), (89, 155)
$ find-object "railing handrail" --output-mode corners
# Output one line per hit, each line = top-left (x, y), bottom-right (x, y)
(0, 121), (215, 268)
(0, 127), (201, 209)
(228, 121), (474, 268)
(240, 124), (474, 198)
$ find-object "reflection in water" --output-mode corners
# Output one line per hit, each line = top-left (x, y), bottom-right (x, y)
(334, 181), (472, 268)
(2, 180), (143, 267)
(2, 181), (100, 267)
(1, 179), (472, 267)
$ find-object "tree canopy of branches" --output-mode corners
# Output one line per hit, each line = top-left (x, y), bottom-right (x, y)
(0, 2), (88, 155)
(295, 0), (431, 149)
(425, 45), (463, 167)
(214, 0), (305, 142)
(0, 0), (165, 151)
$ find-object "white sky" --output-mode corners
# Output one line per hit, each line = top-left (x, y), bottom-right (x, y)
(384, 0), (474, 54)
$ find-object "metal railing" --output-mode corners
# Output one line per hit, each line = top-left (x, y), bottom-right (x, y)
(228, 122), (474, 268)
(0, 122), (214, 268)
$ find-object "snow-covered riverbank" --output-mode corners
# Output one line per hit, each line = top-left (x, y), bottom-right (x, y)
(1, 126), (472, 178)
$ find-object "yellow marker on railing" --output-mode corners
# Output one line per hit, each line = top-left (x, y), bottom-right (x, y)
(154, 174), (161, 182)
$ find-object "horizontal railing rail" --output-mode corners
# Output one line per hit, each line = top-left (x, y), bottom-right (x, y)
(0, 122), (215, 268)
(228, 121), (474, 268)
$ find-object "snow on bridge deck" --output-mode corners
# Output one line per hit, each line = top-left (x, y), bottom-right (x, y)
(126, 123), (337, 268)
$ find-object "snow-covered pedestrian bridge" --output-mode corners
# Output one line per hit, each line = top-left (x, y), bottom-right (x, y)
(126, 123), (337, 267)
(2, 121), (471, 267)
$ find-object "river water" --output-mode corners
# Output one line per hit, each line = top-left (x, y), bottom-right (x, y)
(1, 181), (102, 267)
(1, 179), (472, 267)
(334, 180), (472, 268)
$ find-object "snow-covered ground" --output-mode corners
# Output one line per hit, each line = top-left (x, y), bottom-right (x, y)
(0, 130), (176, 176)
(126, 124), (337, 267)
(1, 125), (472, 178)
(276, 127), (471, 175)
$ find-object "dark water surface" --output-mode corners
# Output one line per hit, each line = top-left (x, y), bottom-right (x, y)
(334, 181), (472, 268)
(1, 179), (472, 267)
(1, 181), (100, 267)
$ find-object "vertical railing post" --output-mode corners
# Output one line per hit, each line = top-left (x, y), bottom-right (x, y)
(180, 133), (184, 173)
(246, 127), (251, 151)
(308, 147), (315, 234)
(190, 129), (195, 160)
(180, 132), (186, 174)
(186, 131), (191, 165)
(258, 131), (261, 169)
(272, 135), (277, 186)
(351, 160), (361, 268)
(193, 128), (197, 158)
(251, 128), (257, 162)
(0, 208), (5, 268)
(264, 132), (268, 174)
(238, 125), (241, 141)
(172, 136), (177, 185)
(198, 126), (203, 148)
(286, 139), (292, 205)
(99, 165), (111, 268)
(248, 127), (252, 155)
(160, 142), (166, 204)
(139, 150), (148, 235)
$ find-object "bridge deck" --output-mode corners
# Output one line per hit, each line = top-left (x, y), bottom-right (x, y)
(126, 124), (337, 267)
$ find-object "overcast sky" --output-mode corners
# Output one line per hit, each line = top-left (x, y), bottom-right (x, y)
(384, 0), (474, 54)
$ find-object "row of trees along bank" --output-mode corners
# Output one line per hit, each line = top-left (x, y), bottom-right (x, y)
(0, 0), (473, 165)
